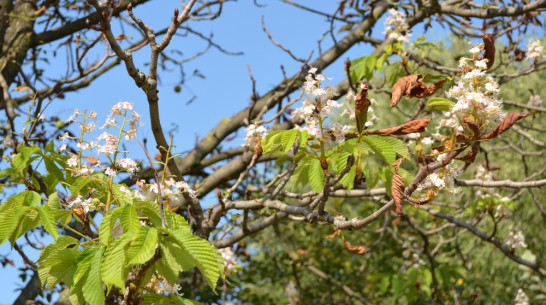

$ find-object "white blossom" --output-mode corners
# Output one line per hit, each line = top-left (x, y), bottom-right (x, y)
(514, 288), (529, 305)
(526, 39), (543, 61)
(384, 9), (411, 44)
(505, 230), (527, 250)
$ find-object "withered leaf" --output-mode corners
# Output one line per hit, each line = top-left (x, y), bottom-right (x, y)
(325, 228), (341, 239)
(481, 34), (495, 69)
(456, 143), (479, 162)
(464, 118), (481, 140)
(391, 74), (446, 106)
(355, 84), (371, 134)
(480, 112), (529, 140)
(391, 157), (405, 215)
(343, 239), (365, 255)
(84, 156), (99, 165)
(455, 132), (470, 142)
(369, 119), (431, 136)
(409, 79), (446, 99)
(391, 74), (421, 107)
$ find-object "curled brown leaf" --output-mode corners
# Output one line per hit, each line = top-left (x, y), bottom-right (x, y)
(481, 33), (495, 69)
(325, 228), (341, 239)
(463, 118), (481, 140)
(480, 112), (529, 140)
(391, 156), (406, 215)
(455, 143), (479, 162)
(409, 79), (446, 99)
(368, 119), (431, 136)
(343, 239), (366, 255)
(391, 74), (421, 107)
(355, 84), (371, 134)
(391, 74), (446, 107)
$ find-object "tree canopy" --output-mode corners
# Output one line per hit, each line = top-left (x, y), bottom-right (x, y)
(0, 1), (545, 304)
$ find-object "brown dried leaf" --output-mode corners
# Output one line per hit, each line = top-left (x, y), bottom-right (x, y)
(296, 249), (309, 257)
(343, 239), (366, 255)
(12, 85), (31, 92)
(409, 79), (446, 99)
(463, 118), (481, 140)
(391, 74), (421, 107)
(391, 163), (405, 215)
(455, 132), (470, 142)
(481, 34), (495, 69)
(369, 119), (431, 136)
(456, 143), (479, 162)
(84, 156), (99, 165)
(480, 112), (530, 140)
(355, 84), (371, 134)
(325, 228), (341, 239)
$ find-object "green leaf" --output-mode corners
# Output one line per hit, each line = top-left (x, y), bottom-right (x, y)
(280, 130), (298, 152)
(0, 206), (26, 245)
(47, 192), (61, 211)
(54, 209), (72, 225)
(363, 169), (379, 189)
(339, 164), (356, 191)
(165, 210), (191, 231)
(380, 136), (408, 157)
(157, 235), (196, 284)
(126, 226), (158, 265)
(99, 207), (121, 246)
(361, 136), (396, 164)
(427, 97), (455, 111)
(73, 245), (99, 285)
(141, 294), (205, 305)
(121, 204), (139, 234)
(70, 177), (92, 196)
(162, 228), (222, 291)
(379, 274), (390, 294)
(385, 62), (404, 88)
(38, 236), (79, 289)
(83, 245), (106, 305)
(136, 200), (162, 227)
(101, 232), (134, 289)
(391, 274), (403, 294)
(307, 157), (325, 193)
(261, 130), (284, 154)
(332, 149), (351, 174)
(39, 205), (59, 239)
(422, 268), (433, 286)
(10, 207), (40, 246)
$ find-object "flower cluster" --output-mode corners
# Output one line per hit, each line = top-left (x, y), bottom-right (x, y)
(417, 151), (461, 195)
(474, 164), (509, 201)
(145, 178), (197, 199)
(144, 274), (183, 297)
(219, 247), (237, 275)
(505, 230), (527, 250)
(526, 39), (543, 61)
(514, 288), (530, 305)
(527, 94), (542, 108)
(400, 236), (426, 273)
(292, 68), (345, 144)
(243, 124), (268, 150)
(384, 9), (411, 44)
(440, 43), (504, 135)
(68, 195), (95, 213)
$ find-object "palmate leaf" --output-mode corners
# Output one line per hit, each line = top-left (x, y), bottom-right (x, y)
(380, 136), (408, 157)
(126, 226), (158, 265)
(361, 136), (396, 164)
(0, 206), (27, 245)
(140, 294), (205, 305)
(307, 157), (325, 193)
(99, 207), (121, 246)
(39, 205), (59, 239)
(135, 200), (162, 227)
(101, 232), (134, 290)
(157, 234), (196, 284)
(83, 245), (106, 305)
(161, 228), (223, 292)
(121, 203), (140, 234)
(38, 236), (79, 289)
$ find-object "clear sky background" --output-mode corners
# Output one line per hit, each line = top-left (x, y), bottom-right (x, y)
(1, 0), (543, 303)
